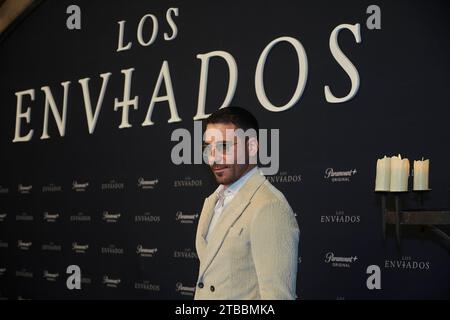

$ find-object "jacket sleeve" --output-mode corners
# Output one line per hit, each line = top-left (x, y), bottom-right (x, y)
(250, 200), (300, 300)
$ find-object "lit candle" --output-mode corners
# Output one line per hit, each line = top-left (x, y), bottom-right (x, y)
(375, 155), (391, 191)
(390, 154), (409, 192)
(413, 157), (430, 191)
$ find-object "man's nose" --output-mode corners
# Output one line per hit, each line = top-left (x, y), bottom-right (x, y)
(208, 148), (223, 165)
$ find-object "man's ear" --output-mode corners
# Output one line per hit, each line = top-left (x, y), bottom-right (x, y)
(247, 136), (258, 158)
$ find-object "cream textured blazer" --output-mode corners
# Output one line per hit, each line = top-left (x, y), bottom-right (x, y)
(195, 169), (300, 300)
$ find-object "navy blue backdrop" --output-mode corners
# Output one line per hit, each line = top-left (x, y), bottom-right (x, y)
(0, 0), (449, 299)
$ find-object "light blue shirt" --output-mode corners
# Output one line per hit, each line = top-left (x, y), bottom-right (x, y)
(206, 167), (259, 242)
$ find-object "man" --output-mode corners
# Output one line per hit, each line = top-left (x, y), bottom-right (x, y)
(194, 106), (300, 300)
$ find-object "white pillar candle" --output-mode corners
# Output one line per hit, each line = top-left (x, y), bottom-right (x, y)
(413, 158), (430, 191)
(375, 155), (391, 191)
(390, 154), (410, 192)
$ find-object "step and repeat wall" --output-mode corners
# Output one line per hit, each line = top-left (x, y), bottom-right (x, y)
(0, 0), (449, 299)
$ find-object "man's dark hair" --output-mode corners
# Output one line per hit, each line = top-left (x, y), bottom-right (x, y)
(204, 106), (259, 138)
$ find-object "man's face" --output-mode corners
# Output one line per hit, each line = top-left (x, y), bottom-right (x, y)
(203, 123), (257, 186)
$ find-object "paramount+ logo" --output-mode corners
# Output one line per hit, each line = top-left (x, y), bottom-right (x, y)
(175, 211), (199, 224)
(136, 245), (158, 258)
(102, 211), (121, 223)
(324, 168), (357, 183)
(137, 177), (159, 189)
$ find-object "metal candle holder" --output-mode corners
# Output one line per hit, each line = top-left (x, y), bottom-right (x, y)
(376, 189), (450, 248)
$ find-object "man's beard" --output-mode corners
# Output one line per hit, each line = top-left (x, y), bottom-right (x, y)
(211, 164), (233, 184)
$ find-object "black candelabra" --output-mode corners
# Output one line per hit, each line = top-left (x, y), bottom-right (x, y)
(377, 189), (450, 249)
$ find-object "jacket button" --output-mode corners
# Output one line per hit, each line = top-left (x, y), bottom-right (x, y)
(198, 282), (204, 289)
(210, 285), (215, 292)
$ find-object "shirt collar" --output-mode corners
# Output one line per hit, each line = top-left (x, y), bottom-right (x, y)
(215, 166), (259, 197)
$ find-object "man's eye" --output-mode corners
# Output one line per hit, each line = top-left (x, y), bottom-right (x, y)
(217, 142), (228, 151)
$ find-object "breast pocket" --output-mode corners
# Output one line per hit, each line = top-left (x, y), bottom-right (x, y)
(227, 226), (244, 237)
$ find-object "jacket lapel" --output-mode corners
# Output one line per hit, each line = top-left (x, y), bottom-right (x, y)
(198, 170), (266, 278)
(196, 193), (218, 259)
